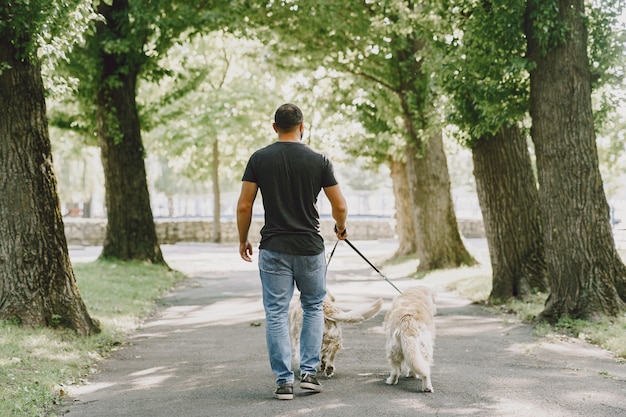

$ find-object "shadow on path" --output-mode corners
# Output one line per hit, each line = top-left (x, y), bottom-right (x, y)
(62, 240), (626, 417)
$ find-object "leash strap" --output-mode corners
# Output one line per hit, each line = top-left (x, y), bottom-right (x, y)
(326, 239), (339, 268)
(344, 238), (403, 294)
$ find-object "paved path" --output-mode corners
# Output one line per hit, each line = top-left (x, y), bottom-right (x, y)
(62, 240), (626, 417)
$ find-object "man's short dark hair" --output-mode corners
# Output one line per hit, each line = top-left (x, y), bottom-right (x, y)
(274, 103), (303, 131)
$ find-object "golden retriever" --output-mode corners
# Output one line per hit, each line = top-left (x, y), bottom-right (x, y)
(383, 286), (436, 392)
(289, 291), (383, 377)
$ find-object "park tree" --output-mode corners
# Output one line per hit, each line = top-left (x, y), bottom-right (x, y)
(61, 0), (252, 261)
(141, 32), (284, 242)
(0, 1), (100, 335)
(261, 0), (476, 270)
(525, 0), (626, 320)
(351, 86), (419, 256)
(434, 0), (548, 302)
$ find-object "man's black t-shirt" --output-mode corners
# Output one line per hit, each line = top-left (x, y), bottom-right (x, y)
(241, 141), (338, 255)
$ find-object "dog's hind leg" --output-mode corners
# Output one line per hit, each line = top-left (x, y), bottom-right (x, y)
(385, 361), (402, 385)
(322, 345), (339, 377)
(420, 374), (433, 393)
(385, 345), (403, 385)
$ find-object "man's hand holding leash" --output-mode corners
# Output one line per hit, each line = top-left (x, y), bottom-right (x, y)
(334, 224), (348, 240)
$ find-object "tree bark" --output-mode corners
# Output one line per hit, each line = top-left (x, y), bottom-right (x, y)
(393, 36), (475, 271)
(389, 158), (417, 256)
(472, 125), (548, 302)
(405, 132), (477, 271)
(95, 0), (165, 264)
(0, 39), (100, 335)
(526, 0), (626, 320)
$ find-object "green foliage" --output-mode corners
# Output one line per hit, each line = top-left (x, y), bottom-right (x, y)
(526, 0), (568, 55)
(586, 1), (626, 129)
(52, 0), (258, 144)
(435, 0), (625, 146)
(140, 32), (283, 185)
(261, 0), (440, 163)
(434, 0), (530, 146)
(0, 0), (96, 64)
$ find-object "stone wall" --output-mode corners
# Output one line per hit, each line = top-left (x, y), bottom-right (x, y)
(63, 217), (484, 247)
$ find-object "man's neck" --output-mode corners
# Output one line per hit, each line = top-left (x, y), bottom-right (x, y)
(277, 133), (302, 142)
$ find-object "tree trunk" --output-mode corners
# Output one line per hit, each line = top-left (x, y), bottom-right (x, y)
(393, 35), (476, 271)
(405, 132), (477, 271)
(0, 39), (100, 335)
(95, 1), (165, 264)
(472, 125), (548, 302)
(526, 0), (626, 320)
(212, 139), (221, 243)
(389, 158), (416, 256)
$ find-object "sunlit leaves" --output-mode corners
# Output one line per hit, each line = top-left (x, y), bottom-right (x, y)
(140, 32), (282, 186)
(434, 0), (531, 146)
(0, 0), (96, 63)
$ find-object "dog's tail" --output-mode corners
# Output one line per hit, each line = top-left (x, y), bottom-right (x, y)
(399, 315), (434, 375)
(326, 298), (383, 323)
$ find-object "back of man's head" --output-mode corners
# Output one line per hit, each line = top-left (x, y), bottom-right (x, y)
(274, 103), (303, 132)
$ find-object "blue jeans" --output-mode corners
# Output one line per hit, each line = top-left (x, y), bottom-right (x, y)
(258, 249), (326, 386)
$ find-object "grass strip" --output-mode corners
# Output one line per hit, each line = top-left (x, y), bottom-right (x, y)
(0, 260), (184, 417)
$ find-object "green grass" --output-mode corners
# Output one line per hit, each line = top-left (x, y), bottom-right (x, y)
(0, 260), (184, 417)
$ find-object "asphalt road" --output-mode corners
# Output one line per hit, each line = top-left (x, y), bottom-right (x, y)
(61, 239), (626, 417)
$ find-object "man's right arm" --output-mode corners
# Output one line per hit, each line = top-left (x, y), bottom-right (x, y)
(323, 184), (348, 240)
(237, 181), (258, 261)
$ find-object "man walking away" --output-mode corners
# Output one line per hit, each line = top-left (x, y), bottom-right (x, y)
(237, 103), (348, 400)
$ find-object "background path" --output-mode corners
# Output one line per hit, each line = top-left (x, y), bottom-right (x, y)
(63, 240), (626, 417)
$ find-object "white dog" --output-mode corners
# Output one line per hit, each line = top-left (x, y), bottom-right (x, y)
(289, 291), (383, 377)
(383, 286), (436, 392)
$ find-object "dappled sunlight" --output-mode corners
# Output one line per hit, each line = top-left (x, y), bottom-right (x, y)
(144, 297), (265, 328)
(66, 366), (175, 398)
(275, 402), (349, 416)
(533, 338), (614, 359)
(163, 243), (258, 275)
(127, 367), (174, 390)
(436, 315), (511, 337)
(489, 398), (560, 416)
(66, 381), (115, 396)
(96, 316), (143, 334)
(61, 241), (626, 417)
(393, 398), (479, 414)
(562, 389), (624, 407)
(29, 347), (81, 362)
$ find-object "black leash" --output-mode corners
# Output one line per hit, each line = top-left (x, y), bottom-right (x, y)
(326, 239), (339, 268)
(342, 238), (403, 294)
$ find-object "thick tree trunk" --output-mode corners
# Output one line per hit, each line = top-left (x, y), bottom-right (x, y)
(472, 125), (548, 302)
(526, 0), (626, 320)
(389, 158), (417, 256)
(212, 139), (221, 243)
(96, 1), (165, 264)
(393, 35), (475, 271)
(0, 39), (100, 335)
(405, 132), (477, 271)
